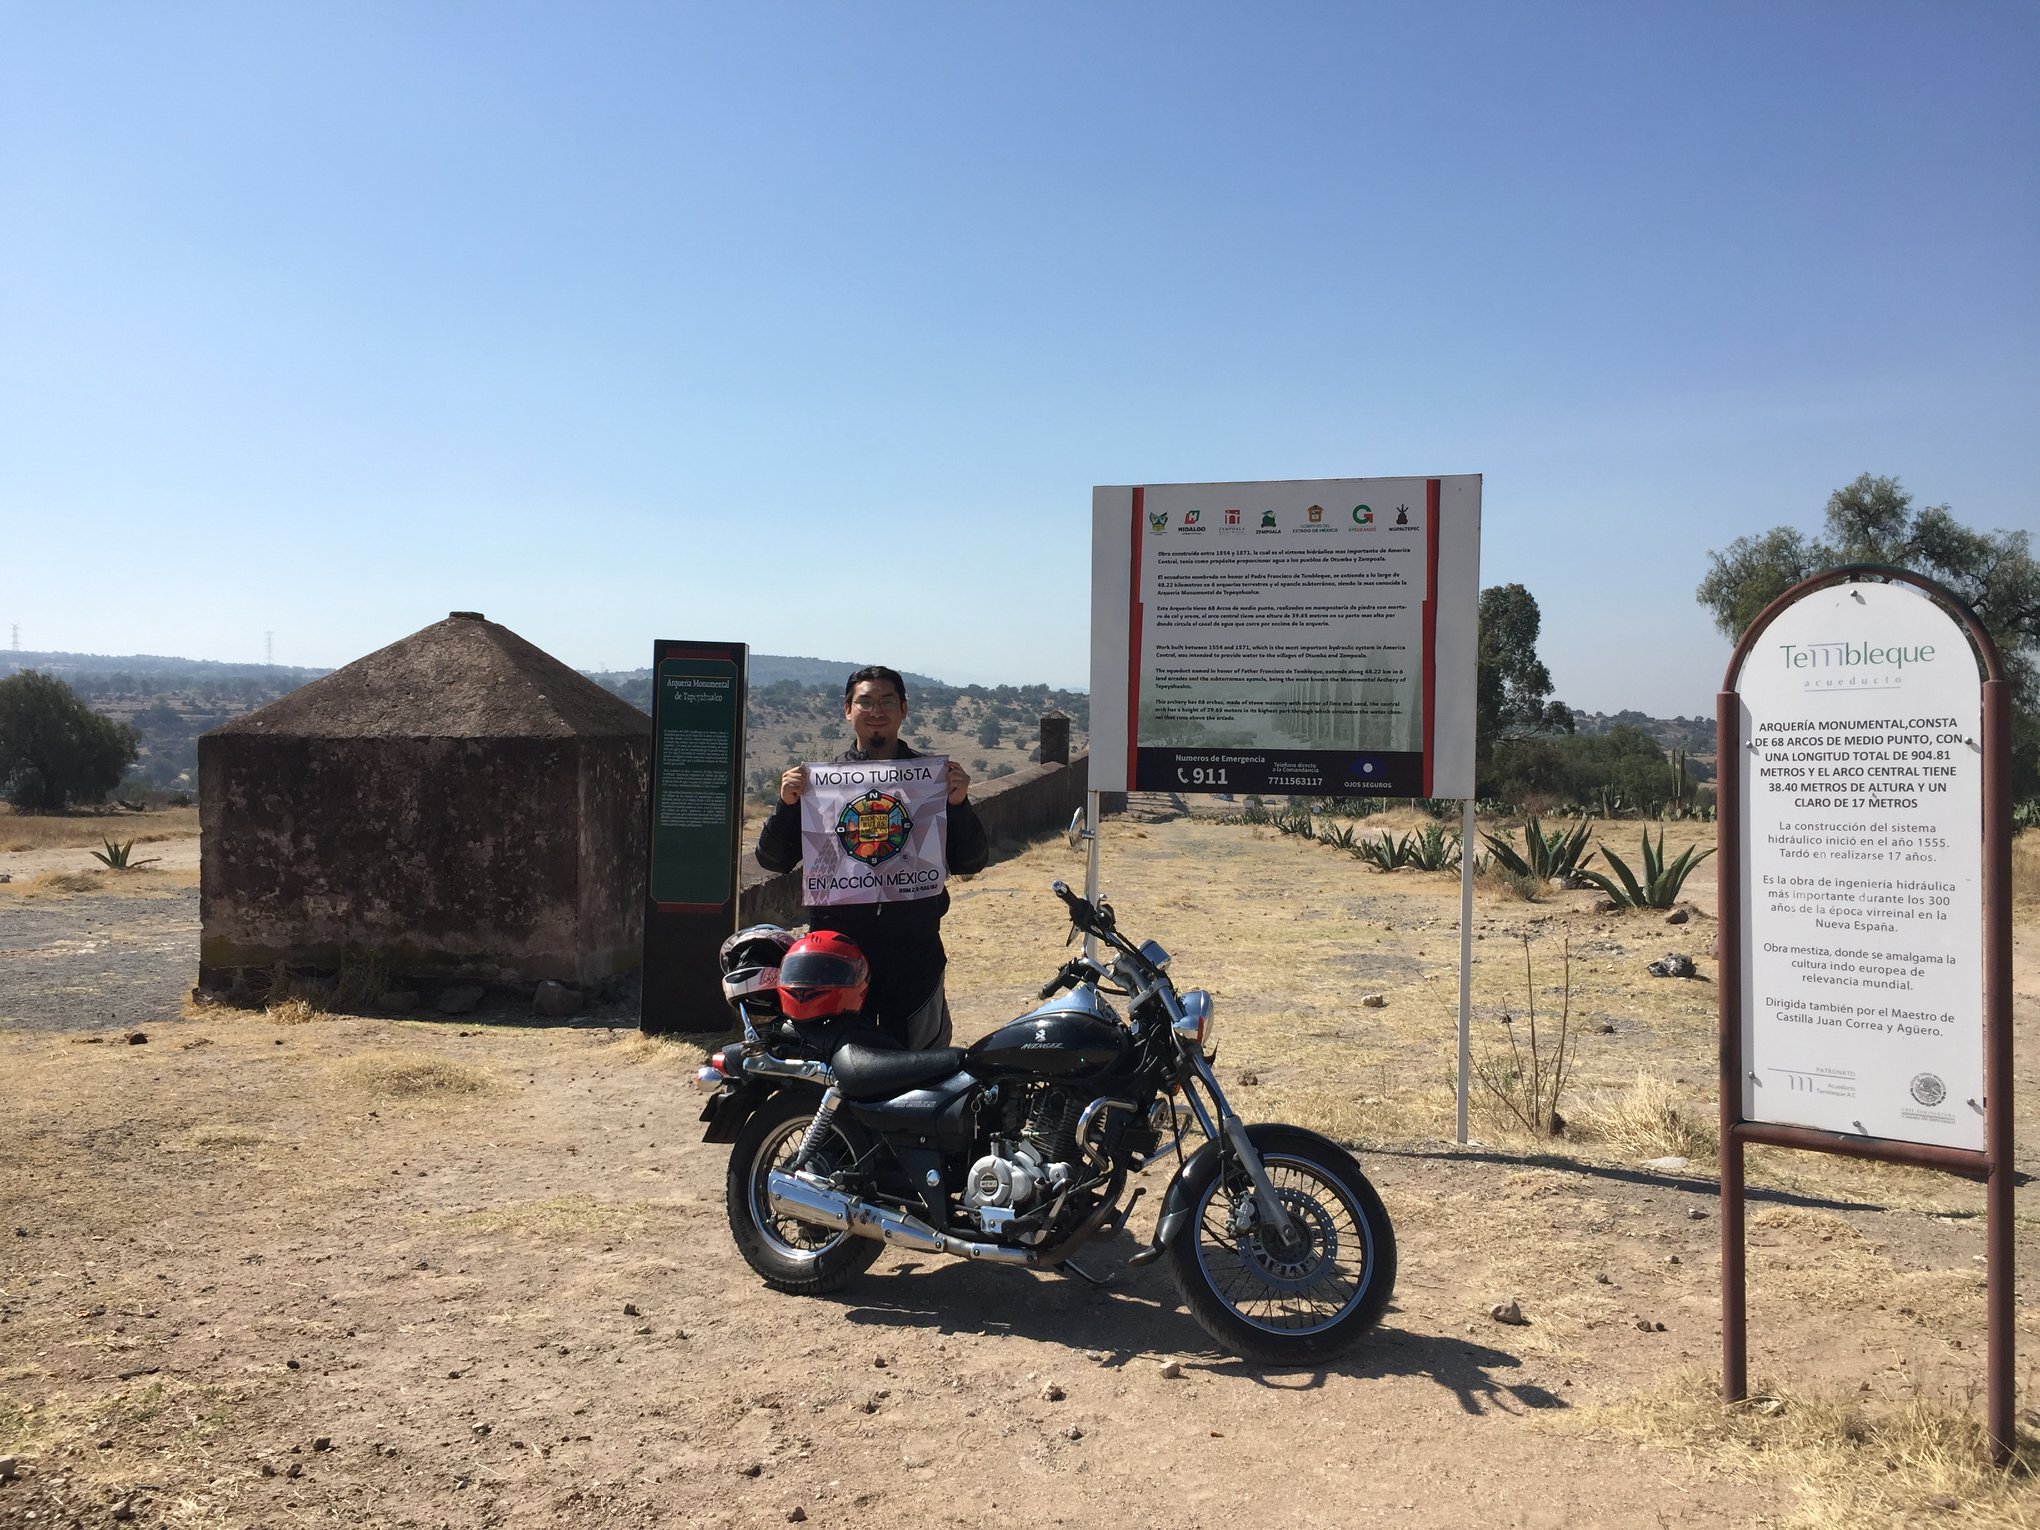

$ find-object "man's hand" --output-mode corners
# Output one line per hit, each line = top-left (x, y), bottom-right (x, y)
(945, 760), (971, 806)
(779, 766), (809, 806)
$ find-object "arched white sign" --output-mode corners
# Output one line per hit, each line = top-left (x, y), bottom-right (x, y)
(1734, 580), (1985, 1151)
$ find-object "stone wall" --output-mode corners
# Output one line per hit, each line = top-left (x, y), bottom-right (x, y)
(738, 753), (1094, 927)
(198, 734), (648, 991)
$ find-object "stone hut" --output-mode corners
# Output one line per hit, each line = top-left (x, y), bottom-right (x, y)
(198, 612), (650, 998)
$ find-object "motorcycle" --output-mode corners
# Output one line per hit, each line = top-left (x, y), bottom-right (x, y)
(695, 880), (1396, 1363)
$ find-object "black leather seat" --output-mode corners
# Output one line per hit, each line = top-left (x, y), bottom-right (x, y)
(830, 1043), (968, 1102)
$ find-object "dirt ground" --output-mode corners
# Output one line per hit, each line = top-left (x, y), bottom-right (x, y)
(2, 813), (2036, 1529)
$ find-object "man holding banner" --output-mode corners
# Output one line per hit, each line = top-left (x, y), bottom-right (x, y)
(754, 666), (988, 1049)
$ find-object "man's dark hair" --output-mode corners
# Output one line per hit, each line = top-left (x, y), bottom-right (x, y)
(844, 665), (908, 706)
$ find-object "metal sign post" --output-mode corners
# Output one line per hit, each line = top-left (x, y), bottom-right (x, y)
(1087, 474), (1484, 1125)
(1716, 566), (2014, 1462)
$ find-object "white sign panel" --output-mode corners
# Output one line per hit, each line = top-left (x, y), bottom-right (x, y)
(1090, 476), (1481, 797)
(1738, 581), (1984, 1151)
(798, 757), (951, 907)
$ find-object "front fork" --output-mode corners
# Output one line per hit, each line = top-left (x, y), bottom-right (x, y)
(1175, 1046), (1297, 1244)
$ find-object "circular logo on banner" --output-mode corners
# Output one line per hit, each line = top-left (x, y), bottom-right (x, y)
(1909, 1073), (1948, 1108)
(836, 790), (914, 865)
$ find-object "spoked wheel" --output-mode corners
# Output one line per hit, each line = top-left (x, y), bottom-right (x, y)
(1164, 1127), (1396, 1364)
(725, 1092), (882, 1295)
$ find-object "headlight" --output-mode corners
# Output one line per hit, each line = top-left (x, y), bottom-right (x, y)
(1174, 990), (1215, 1057)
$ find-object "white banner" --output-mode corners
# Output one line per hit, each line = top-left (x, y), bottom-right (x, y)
(1090, 476), (1481, 797)
(799, 757), (951, 906)
(1737, 581), (1985, 1151)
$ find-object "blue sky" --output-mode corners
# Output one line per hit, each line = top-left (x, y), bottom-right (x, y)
(3, 3), (2034, 714)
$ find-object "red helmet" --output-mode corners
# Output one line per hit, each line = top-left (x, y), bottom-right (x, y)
(776, 931), (869, 1022)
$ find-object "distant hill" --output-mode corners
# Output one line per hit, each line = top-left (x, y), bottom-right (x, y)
(0, 650), (332, 684)
(2, 648), (1083, 798)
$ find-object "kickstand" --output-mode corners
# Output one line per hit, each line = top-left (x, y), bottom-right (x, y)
(1059, 1258), (1112, 1289)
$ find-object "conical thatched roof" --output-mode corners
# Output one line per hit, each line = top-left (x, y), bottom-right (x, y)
(211, 613), (650, 740)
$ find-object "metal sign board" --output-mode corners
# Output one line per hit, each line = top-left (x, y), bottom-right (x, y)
(1089, 476), (1481, 798)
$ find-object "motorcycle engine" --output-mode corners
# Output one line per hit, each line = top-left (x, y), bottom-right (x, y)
(963, 1088), (1083, 1235)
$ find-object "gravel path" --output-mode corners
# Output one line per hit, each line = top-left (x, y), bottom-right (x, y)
(0, 886), (198, 1034)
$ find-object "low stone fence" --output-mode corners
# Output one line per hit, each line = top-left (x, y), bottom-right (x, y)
(738, 753), (1092, 928)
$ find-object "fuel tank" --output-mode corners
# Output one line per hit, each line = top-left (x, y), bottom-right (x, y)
(963, 986), (1129, 1084)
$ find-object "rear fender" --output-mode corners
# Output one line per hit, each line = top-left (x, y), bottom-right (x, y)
(699, 1082), (772, 1144)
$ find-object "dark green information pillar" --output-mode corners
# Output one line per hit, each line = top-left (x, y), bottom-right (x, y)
(641, 641), (747, 1034)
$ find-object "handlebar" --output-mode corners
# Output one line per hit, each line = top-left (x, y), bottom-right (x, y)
(1049, 879), (1115, 937)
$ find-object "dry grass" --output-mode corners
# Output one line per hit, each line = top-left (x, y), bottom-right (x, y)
(333, 1050), (496, 1098)
(262, 996), (325, 1025)
(1474, 861), (1546, 902)
(0, 804), (199, 853)
(455, 1194), (649, 1240)
(2014, 833), (2040, 909)
(1579, 1071), (1719, 1162)
(5, 868), (109, 897)
(184, 1124), (268, 1149)
(1583, 1366), (2038, 1529)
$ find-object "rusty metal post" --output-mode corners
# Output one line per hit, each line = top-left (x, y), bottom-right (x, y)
(1982, 676), (2014, 1464)
(1717, 688), (1748, 1401)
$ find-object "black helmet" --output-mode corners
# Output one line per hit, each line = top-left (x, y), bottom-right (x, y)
(720, 925), (795, 1014)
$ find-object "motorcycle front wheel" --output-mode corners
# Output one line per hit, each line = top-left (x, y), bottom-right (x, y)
(1164, 1126), (1396, 1364)
(725, 1091), (883, 1296)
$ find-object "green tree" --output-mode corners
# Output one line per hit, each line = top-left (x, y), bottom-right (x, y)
(1698, 474), (2040, 797)
(977, 716), (1002, 748)
(1476, 583), (1574, 797)
(0, 671), (141, 812)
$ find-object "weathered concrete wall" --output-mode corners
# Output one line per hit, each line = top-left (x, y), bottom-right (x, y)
(199, 734), (647, 990)
(737, 753), (1093, 928)
(576, 739), (652, 984)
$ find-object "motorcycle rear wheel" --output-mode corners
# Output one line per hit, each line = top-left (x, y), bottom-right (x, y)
(726, 1092), (883, 1295)
(1163, 1127), (1396, 1364)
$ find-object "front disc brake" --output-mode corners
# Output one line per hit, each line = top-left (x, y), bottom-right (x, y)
(1234, 1187), (1339, 1293)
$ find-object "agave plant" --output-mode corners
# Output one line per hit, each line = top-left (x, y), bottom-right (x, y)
(1317, 822), (1359, 852)
(1580, 829), (1715, 910)
(1406, 822), (1461, 871)
(1357, 831), (1415, 871)
(1481, 816), (1597, 883)
(1267, 809), (1316, 838)
(90, 837), (161, 872)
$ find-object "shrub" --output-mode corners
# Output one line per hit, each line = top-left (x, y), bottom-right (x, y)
(0, 671), (140, 812)
(1471, 936), (1577, 1137)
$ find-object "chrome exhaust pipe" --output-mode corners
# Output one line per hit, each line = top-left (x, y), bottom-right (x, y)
(765, 1171), (1032, 1265)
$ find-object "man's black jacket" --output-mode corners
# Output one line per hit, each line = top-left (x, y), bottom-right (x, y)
(754, 743), (989, 1031)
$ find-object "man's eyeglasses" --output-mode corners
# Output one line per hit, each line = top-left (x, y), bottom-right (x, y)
(850, 694), (903, 713)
